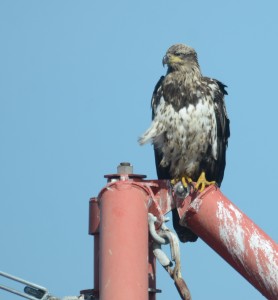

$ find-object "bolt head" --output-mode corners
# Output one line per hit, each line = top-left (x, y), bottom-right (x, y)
(174, 182), (189, 198)
(117, 162), (133, 174)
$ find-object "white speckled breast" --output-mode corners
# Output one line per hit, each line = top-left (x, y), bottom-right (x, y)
(139, 96), (217, 178)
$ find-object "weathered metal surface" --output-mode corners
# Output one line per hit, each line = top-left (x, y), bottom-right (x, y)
(98, 180), (149, 300)
(145, 180), (174, 215)
(89, 197), (100, 235)
(89, 167), (277, 299)
(99, 179), (173, 230)
(177, 185), (278, 300)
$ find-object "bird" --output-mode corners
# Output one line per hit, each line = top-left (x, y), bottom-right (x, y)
(139, 44), (230, 242)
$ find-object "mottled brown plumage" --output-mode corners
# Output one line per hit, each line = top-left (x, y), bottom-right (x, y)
(139, 44), (230, 242)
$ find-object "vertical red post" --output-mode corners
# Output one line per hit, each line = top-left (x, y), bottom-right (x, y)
(98, 180), (149, 300)
(177, 186), (278, 299)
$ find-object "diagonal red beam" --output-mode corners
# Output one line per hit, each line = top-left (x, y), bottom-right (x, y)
(176, 185), (278, 300)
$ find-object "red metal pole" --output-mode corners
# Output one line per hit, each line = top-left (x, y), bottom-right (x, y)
(177, 186), (278, 300)
(98, 180), (149, 300)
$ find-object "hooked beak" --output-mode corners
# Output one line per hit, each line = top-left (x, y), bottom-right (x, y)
(162, 53), (183, 67)
(162, 55), (168, 67)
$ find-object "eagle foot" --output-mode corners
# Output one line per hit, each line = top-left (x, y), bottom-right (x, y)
(195, 171), (215, 192)
(171, 176), (193, 189)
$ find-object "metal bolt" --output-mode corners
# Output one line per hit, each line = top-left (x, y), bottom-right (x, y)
(174, 182), (188, 199)
(117, 162), (133, 174)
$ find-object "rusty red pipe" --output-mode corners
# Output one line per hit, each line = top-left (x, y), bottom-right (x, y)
(98, 180), (150, 300)
(177, 186), (278, 300)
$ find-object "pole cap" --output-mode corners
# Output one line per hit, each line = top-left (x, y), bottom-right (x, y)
(104, 162), (146, 181)
(117, 162), (133, 174)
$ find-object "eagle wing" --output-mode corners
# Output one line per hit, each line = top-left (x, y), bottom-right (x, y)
(202, 77), (230, 186)
(150, 76), (171, 180)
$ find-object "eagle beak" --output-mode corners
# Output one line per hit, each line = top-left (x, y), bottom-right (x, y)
(162, 55), (168, 67)
(163, 54), (182, 67)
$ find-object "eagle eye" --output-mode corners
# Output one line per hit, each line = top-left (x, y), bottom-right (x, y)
(175, 52), (183, 57)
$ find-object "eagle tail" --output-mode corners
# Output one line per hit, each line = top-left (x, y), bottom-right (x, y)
(172, 208), (198, 242)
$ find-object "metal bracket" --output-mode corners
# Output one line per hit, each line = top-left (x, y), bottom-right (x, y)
(0, 270), (84, 300)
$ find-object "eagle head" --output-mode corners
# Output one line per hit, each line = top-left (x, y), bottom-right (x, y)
(163, 44), (199, 72)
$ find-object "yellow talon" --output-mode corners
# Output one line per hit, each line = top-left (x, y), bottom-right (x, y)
(171, 176), (192, 188)
(195, 171), (215, 192)
(181, 176), (192, 188)
(171, 178), (178, 185)
(181, 177), (187, 187)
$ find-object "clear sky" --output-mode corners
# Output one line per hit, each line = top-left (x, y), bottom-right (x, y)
(0, 1), (277, 299)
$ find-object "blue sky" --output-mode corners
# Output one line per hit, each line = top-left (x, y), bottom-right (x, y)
(0, 1), (277, 299)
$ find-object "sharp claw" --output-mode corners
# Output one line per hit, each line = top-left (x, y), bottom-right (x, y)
(171, 173), (215, 193)
(195, 171), (215, 192)
(181, 177), (188, 188)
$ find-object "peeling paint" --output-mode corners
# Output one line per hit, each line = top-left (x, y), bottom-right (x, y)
(189, 197), (202, 213)
(216, 200), (278, 298)
(104, 278), (111, 290)
(249, 229), (278, 293)
(216, 201), (245, 265)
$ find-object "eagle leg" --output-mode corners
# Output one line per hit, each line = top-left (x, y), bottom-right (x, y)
(195, 171), (215, 192)
(181, 176), (193, 188)
(171, 176), (193, 188)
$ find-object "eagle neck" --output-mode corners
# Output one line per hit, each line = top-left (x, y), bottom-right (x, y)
(167, 64), (202, 79)
(162, 65), (204, 111)
(166, 67), (202, 85)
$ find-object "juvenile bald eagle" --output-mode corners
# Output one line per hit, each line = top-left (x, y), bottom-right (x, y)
(139, 44), (230, 242)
